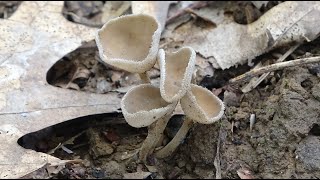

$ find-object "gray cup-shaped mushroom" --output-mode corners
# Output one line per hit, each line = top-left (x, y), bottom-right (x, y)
(96, 14), (161, 73)
(158, 47), (196, 103)
(155, 84), (224, 158)
(121, 84), (177, 162)
(180, 84), (225, 124)
(121, 84), (176, 127)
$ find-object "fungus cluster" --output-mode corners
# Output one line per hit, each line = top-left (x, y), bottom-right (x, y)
(96, 14), (225, 163)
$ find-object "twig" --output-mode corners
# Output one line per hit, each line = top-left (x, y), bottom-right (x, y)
(241, 44), (300, 93)
(230, 56), (320, 83)
(47, 131), (85, 154)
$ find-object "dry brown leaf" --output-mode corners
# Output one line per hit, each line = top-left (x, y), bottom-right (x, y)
(0, 2), (121, 178)
(184, 1), (320, 69)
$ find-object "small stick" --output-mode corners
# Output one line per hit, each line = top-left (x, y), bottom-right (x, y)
(241, 44), (300, 93)
(229, 56), (320, 83)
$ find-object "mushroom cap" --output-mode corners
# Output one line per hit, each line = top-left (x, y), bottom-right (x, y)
(96, 14), (161, 73)
(180, 84), (225, 124)
(121, 84), (177, 128)
(158, 47), (196, 103)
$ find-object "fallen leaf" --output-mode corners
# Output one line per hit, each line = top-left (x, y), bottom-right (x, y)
(20, 163), (65, 179)
(0, 2), (121, 178)
(184, 1), (320, 69)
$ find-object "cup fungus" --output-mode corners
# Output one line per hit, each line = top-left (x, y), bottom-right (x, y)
(155, 84), (225, 158)
(158, 47), (196, 103)
(121, 84), (177, 162)
(95, 14), (162, 82)
(95, 12), (225, 163)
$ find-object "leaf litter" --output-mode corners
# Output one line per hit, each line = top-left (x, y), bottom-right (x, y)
(2, 1), (320, 179)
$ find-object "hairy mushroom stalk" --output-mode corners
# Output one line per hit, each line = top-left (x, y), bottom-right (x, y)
(95, 14), (161, 83)
(155, 84), (225, 158)
(121, 84), (177, 162)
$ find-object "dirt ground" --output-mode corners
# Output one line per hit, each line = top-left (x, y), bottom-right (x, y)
(2, 1), (320, 179)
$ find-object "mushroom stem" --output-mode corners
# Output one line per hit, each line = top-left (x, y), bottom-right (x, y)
(139, 112), (173, 162)
(155, 116), (194, 158)
(139, 72), (151, 83)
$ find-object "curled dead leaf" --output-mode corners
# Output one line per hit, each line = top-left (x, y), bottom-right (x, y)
(0, 2), (122, 178)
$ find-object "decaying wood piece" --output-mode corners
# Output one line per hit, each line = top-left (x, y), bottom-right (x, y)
(0, 2), (121, 178)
